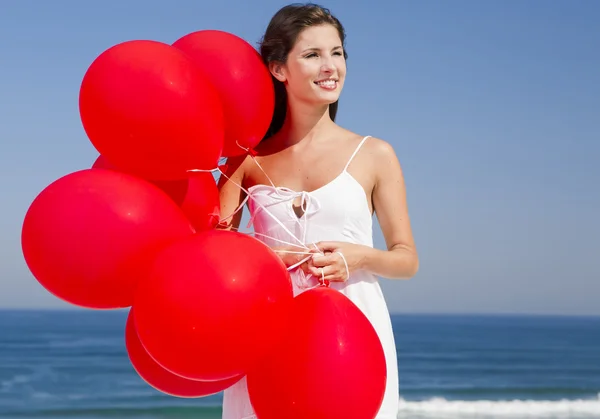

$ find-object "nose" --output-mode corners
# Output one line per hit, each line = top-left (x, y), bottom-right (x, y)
(320, 54), (336, 73)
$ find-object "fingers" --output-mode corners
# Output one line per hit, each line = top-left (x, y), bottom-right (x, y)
(308, 244), (321, 253)
(308, 251), (348, 282)
(313, 241), (340, 253)
(311, 253), (336, 267)
(321, 273), (347, 282)
(308, 264), (330, 277)
(308, 265), (347, 282)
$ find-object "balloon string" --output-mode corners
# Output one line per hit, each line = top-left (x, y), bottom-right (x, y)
(186, 165), (248, 226)
(214, 148), (322, 259)
(235, 141), (280, 192)
(187, 163), (308, 251)
(192, 146), (327, 287)
(218, 194), (250, 225)
(187, 167), (221, 173)
(335, 251), (349, 281)
(191, 145), (312, 243)
(214, 167), (309, 250)
(227, 224), (328, 287)
(234, 145), (321, 250)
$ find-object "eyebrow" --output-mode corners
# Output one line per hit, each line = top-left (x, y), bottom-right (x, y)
(301, 46), (343, 53)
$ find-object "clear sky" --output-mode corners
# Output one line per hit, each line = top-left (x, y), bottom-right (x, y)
(1, 0), (598, 315)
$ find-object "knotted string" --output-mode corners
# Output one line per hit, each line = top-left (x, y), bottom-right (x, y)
(217, 167), (329, 288)
(234, 142), (325, 252)
(188, 142), (346, 288)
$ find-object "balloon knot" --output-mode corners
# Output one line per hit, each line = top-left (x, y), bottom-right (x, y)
(248, 148), (258, 157)
(218, 164), (229, 173)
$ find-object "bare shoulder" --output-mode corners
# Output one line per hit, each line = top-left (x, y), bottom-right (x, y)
(363, 136), (398, 159)
(365, 135), (401, 162)
(347, 134), (401, 171)
(359, 136), (405, 189)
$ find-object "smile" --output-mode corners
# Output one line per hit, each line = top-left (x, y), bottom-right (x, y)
(314, 79), (338, 90)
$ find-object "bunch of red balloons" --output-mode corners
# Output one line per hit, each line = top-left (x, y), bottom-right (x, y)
(21, 30), (387, 418)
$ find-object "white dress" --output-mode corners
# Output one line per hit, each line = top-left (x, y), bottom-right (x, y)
(222, 136), (400, 419)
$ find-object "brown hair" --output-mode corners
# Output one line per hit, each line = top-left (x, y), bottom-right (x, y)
(259, 3), (348, 139)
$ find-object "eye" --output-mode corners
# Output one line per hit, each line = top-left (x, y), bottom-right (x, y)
(304, 53), (318, 58)
(333, 51), (343, 56)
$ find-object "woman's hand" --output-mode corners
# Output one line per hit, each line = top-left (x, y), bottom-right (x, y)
(307, 241), (370, 282)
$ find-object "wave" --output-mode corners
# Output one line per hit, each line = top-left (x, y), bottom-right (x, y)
(4, 398), (600, 419)
(398, 394), (600, 417)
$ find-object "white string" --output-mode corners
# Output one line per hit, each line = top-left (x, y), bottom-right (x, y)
(250, 232), (307, 250)
(275, 249), (313, 255)
(335, 251), (349, 281)
(236, 141), (280, 193)
(297, 267), (330, 291)
(214, 160), (324, 277)
(193, 143), (333, 288)
(249, 232), (315, 272)
(187, 166), (251, 226)
(187, 168), (219, 173)
(215, 167), (309, 250)
(233, 141), (320, 248)
(219, 225), (315, 265)
(288, 254), (313, 272)
(218, 194), (250, 225)
(229, 144), (318, 278)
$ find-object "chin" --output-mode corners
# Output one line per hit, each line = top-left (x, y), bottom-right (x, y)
(294, 89), (341, 108)
(315, 92), (341, 105)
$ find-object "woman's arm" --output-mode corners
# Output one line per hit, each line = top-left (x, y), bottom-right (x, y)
(362, 138), (419, 279)
(310, 138), (419, 281)
(216, 155), (247, 231)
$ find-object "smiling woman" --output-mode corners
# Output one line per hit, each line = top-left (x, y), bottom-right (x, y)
(271, 24), (347, 108)
(218, 3), (419, 419)
(255, 3), (349, 139)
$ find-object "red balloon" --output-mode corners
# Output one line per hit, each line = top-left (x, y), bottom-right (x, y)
(21, 169), (194, 309)
(92, 155), (189, 205)
(147, 179), (189, 207)
(179, 171), (220, 231)
(247, 287), (387, 419)
(173, 30), (274, 157)
(134, 230), (293, 381)
(80, 40), (224, 180)
(125, 308), (242, 397)
(92, 156), (219, 231)
(91, 154), (116, 170)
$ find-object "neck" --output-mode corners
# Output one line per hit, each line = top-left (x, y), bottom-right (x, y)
(278, 101), (335, 146)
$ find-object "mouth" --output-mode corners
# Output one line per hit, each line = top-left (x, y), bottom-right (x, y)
(314, 79), (338, 90)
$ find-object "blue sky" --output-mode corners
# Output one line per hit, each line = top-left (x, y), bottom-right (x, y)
(1, 0), (598, 314)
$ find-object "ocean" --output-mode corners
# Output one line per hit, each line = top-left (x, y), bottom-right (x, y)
(0, 310), (598, 419)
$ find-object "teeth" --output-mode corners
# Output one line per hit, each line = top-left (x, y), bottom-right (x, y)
(316, 80), (336, 88)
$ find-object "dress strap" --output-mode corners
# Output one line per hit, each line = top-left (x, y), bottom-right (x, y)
(343, 135), (371, 172)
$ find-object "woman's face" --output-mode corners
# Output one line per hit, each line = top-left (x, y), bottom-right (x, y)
(273, 24), (346, 108)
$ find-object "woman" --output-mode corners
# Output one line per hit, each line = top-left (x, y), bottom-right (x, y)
(218, 3), (419, 418)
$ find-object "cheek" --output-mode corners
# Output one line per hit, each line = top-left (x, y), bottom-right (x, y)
(286, 64), (318, 90)
(296, 61), (319, 78)
(336, 60), (347, 76)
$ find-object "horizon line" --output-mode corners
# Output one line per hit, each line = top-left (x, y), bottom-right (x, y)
(0, 307), (598, 318)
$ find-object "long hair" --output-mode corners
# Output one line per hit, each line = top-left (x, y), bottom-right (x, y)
(259, 3), (348, 140)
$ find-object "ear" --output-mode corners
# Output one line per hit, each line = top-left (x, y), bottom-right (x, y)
(269, 61), (287, 82)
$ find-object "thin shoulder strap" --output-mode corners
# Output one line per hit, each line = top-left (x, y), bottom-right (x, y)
(344, 135), (371, 171)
